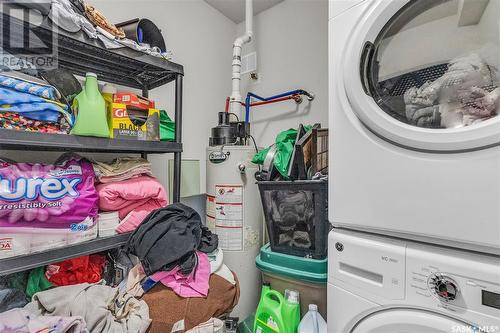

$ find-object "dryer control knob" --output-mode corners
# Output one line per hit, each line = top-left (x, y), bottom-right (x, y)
(429, 274), (459, 302)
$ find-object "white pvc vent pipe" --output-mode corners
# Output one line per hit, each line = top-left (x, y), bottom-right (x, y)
(230, 0), (253, 115)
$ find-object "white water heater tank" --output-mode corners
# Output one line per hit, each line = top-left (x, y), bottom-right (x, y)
(206, 145), (263, 320)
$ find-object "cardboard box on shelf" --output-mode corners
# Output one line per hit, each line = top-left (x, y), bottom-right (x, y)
(108, 103), (160, 141)
(113, 92), (155, 109)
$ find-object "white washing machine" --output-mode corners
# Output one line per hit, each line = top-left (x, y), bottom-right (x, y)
(328, 229), (500, 333)
(329, 0), (500, 254)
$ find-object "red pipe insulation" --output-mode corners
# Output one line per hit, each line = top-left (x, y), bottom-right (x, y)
(226, 94), (299, 112)
(249, 95), (299, 107)
(224, 97), (230, 113)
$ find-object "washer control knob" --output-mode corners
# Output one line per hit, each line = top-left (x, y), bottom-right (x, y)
(429, 274), (459, 302)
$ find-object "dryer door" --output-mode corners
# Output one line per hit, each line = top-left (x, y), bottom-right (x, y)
(349, 307), (477, 333)
(343, 0), (500, 152)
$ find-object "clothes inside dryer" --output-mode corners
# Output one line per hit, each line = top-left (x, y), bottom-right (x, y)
(367, 0), (499, 129)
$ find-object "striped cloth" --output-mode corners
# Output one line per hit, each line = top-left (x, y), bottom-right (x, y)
(0, 74), (58, 100)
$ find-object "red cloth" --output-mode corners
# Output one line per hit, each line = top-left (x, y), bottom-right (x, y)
(47, 255), (106, 286)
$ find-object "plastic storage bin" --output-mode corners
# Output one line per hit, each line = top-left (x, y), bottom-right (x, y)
(255, 243), (327, 319)
(0, 223), (98, 259)
(257, 180), (329, 259)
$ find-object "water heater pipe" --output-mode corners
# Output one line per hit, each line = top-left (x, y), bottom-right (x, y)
(229, 0), (253, 115)
(245, 89), (315, 122)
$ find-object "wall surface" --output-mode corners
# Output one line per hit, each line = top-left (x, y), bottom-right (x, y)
(237, 0), (328, 147)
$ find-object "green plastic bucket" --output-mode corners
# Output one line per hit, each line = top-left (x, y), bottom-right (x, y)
(255, 243), (328, 318)
(256, 243), (327, 284)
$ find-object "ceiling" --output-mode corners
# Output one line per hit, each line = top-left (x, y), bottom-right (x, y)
(204, 0), (284, 23)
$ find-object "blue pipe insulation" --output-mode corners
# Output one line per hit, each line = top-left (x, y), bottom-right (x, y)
(245, 89), (314, 123)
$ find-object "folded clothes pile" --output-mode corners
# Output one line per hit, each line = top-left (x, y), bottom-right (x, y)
(0, 71), (74, 134)
(94, 157), (167, 234)
(0, 71), (60, 99)
(0, 112), (69, 134)
(49, 0), (173, 60)
(93, 157), (153, 183)
(97, 176), (167, 231)
(98, 211), (120, 237)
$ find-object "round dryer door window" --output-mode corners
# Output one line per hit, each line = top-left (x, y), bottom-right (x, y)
(349, 308), (480, 333)
(343, 0), (500, 151)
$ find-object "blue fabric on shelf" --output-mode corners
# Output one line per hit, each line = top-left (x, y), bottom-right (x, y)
(0, 87), (74, 125)
(0, 74), (58, 100)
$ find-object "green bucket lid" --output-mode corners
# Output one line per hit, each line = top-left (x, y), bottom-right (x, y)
(255, 244), (327, 284)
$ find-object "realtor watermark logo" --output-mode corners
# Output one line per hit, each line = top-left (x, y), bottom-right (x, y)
(452, 325), (499, 333)
(0, 0), (57, 70)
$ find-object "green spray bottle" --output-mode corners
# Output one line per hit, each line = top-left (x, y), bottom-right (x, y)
(71, 72), (109, 138)
(253, 284), (301, 333)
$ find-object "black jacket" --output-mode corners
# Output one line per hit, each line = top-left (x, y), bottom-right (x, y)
(126, 203), (218, 276)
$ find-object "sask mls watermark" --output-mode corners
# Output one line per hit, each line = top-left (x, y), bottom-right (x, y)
(0, 0), (57, 70)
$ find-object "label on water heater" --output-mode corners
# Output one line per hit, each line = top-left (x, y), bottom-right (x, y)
(206, 195), (216, 231)
(215, 203), (242, 220)
(215, 185), (243, 251)
(216, 186), (243, 203)
(209, 151), (229, 164)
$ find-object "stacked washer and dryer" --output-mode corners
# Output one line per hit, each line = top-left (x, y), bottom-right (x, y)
(328, 0), (500, 332)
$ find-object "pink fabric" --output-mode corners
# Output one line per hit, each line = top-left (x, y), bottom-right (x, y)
(151, 251), (210, 298)
(97, 176), (167, 233)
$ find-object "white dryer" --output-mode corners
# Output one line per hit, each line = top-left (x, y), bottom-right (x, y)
(329, 0), (500, 254)
(328, 229), (500, 333)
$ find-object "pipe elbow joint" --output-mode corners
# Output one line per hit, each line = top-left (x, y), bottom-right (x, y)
(234, 33), (253, 48)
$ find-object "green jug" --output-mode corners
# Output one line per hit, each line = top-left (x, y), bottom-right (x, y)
(254, 284), (301, 333)
(71, 73), (109, 138)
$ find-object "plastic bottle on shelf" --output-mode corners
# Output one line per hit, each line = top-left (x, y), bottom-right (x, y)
(102, 83), (117, 107)
(71, 72), (109, 138)
(298, 304), (327, 333)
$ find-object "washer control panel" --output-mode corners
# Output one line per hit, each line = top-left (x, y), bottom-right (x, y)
(409, 265), (466, 310)
(407, 246), (500, 320)
(428, 273), (459, 302)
